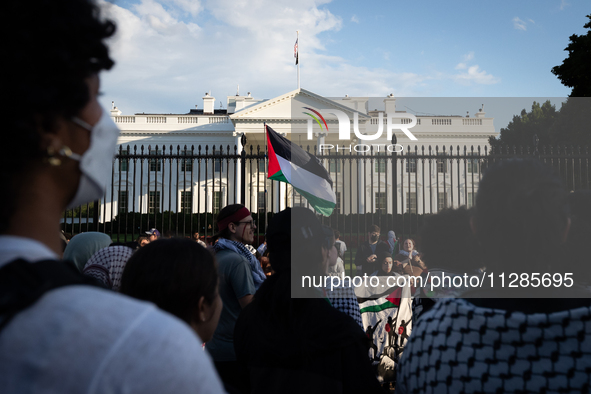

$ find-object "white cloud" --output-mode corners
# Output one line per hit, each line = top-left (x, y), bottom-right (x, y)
(97, 0), (500, 114)
(351, 14), (359, 23)
(513, 17), (527, 31)
(462, 52), (474, 62)
(167, 0), (202, 17)
(452, 52), (498, 85)
(560, 0), (569, 11)
(454, 65), (500, 85)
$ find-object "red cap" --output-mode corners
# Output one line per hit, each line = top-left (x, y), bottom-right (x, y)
(217, 207), (251, 231)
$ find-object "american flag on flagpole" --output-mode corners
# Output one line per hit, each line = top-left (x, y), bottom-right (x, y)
(294, 38), (298, 65)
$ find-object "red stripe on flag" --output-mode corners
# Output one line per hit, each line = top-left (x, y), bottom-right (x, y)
(266, 126), (281, 178)
(386, 287), (402, 307)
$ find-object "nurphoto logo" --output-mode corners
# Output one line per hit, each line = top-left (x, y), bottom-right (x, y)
(302, 107), (418, 153)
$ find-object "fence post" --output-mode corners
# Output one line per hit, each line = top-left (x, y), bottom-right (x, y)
(391, 134), (398, 217)
(240, 134), (247, 205)
(93, 199), (99, 231)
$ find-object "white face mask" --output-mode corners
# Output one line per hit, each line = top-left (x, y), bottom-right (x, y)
(65, 107), (120, 208)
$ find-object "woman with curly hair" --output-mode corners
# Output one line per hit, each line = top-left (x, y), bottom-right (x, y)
(0, 1), (224, 392)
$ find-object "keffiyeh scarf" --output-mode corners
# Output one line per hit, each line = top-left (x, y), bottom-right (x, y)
(214, 238), (266, 289)
(83, 245), (134, 291)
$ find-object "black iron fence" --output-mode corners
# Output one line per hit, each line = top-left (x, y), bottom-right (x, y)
(62, 142), (590, 272)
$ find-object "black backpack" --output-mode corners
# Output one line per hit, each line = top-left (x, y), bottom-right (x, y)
(0, 259), (106, 331)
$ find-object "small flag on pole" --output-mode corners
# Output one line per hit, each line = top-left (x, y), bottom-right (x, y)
(294, 38), (298, 65)
(266, 125), (335, 216)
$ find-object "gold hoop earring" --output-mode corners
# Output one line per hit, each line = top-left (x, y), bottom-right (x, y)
(58, 146), (82, 161)
(46, 145), (81, 166)
(46, 147), (61, 166)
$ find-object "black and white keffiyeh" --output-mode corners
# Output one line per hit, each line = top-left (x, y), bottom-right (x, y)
(326, 279), (363, 328)
(214, 238), (266, 289)
(82, 246), (134, 291)
(397, 298), (591, 393)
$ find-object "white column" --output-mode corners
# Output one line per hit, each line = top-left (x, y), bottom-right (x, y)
(235, 133), (244, 205)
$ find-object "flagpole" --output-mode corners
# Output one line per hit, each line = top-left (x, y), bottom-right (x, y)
(296, 31), (300, 89)
(264, 122), (269, 229)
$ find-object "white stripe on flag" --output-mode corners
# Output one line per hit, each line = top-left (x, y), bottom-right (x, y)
(276, 155), (335, 204)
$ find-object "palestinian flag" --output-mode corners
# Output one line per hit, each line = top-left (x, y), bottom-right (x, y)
(358, 287), (402, 314)
(266, 125), (336, 216)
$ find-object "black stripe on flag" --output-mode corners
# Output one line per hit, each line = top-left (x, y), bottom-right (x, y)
(266, 126), (333, 187)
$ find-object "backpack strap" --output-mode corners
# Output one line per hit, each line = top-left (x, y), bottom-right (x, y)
(0, 259), (105, 331)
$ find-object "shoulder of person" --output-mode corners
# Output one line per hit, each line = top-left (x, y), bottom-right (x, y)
(377, 241), (390, 250)
(87, 290), (225, 392)
(2, 286), (224, 393)
(215, 248), (249, 264)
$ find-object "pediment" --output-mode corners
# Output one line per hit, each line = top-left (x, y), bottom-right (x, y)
(202, 179), (228, 188)
(229, 88), (371, 122)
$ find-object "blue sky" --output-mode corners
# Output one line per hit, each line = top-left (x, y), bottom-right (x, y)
(100, 0), (588, 121)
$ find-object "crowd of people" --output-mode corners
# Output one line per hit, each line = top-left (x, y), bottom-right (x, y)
(2, 0), (591, 393)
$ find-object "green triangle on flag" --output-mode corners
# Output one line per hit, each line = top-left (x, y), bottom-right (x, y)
(269, 169), (289, 184)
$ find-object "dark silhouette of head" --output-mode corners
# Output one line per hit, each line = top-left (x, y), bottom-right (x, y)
(472, 159), (568, 272)
(419, 207), (481, 272)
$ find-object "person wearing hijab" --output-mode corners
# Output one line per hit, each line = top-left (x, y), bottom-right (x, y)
(83, 246), (134, 291)
(234, 208), (384, 394)
(371, 251), (400, 277)
(386, 231), (398, 255)
(63, 232), (112, 272)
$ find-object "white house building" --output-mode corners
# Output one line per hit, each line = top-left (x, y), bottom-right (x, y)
(106, 88), (496, 221)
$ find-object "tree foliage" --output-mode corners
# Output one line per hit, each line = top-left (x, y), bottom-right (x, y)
(489, 101), (559, 149)
(491, 15), (591, 149)
(551, 14), (591, 97)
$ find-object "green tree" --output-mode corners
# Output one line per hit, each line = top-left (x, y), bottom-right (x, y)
(548, 97), (591, 147)
(551, 14), (591, 97)
(489, 100), (559, 149)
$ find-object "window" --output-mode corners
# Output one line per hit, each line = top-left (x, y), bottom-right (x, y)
(118, 190), (128, 214)
(150, 150), (162, 172)
(180, 191), (192, 214)
(258, 191), (266, 213)
(467, 153), (480, 174)
(180, 150), (192, 172)
(119, 150), (129, 172)
(259, 159), (266, 173)
(149, 191), (160, 214)
(329, 158), (342, 173)
(213, 191), (221, 214)
(437, 153), (447, 173)
(438, 192), (448, 211)
(214, 152), (223, 173)
(293, 192), (306, 208)
(334, 191), (341, 214)
(467, 192), (475, 208)
(405, 153), (416, 173)
(374, 153), (386, 173)
(375, 192), (386, 212)
(406, 192), (417, 213)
